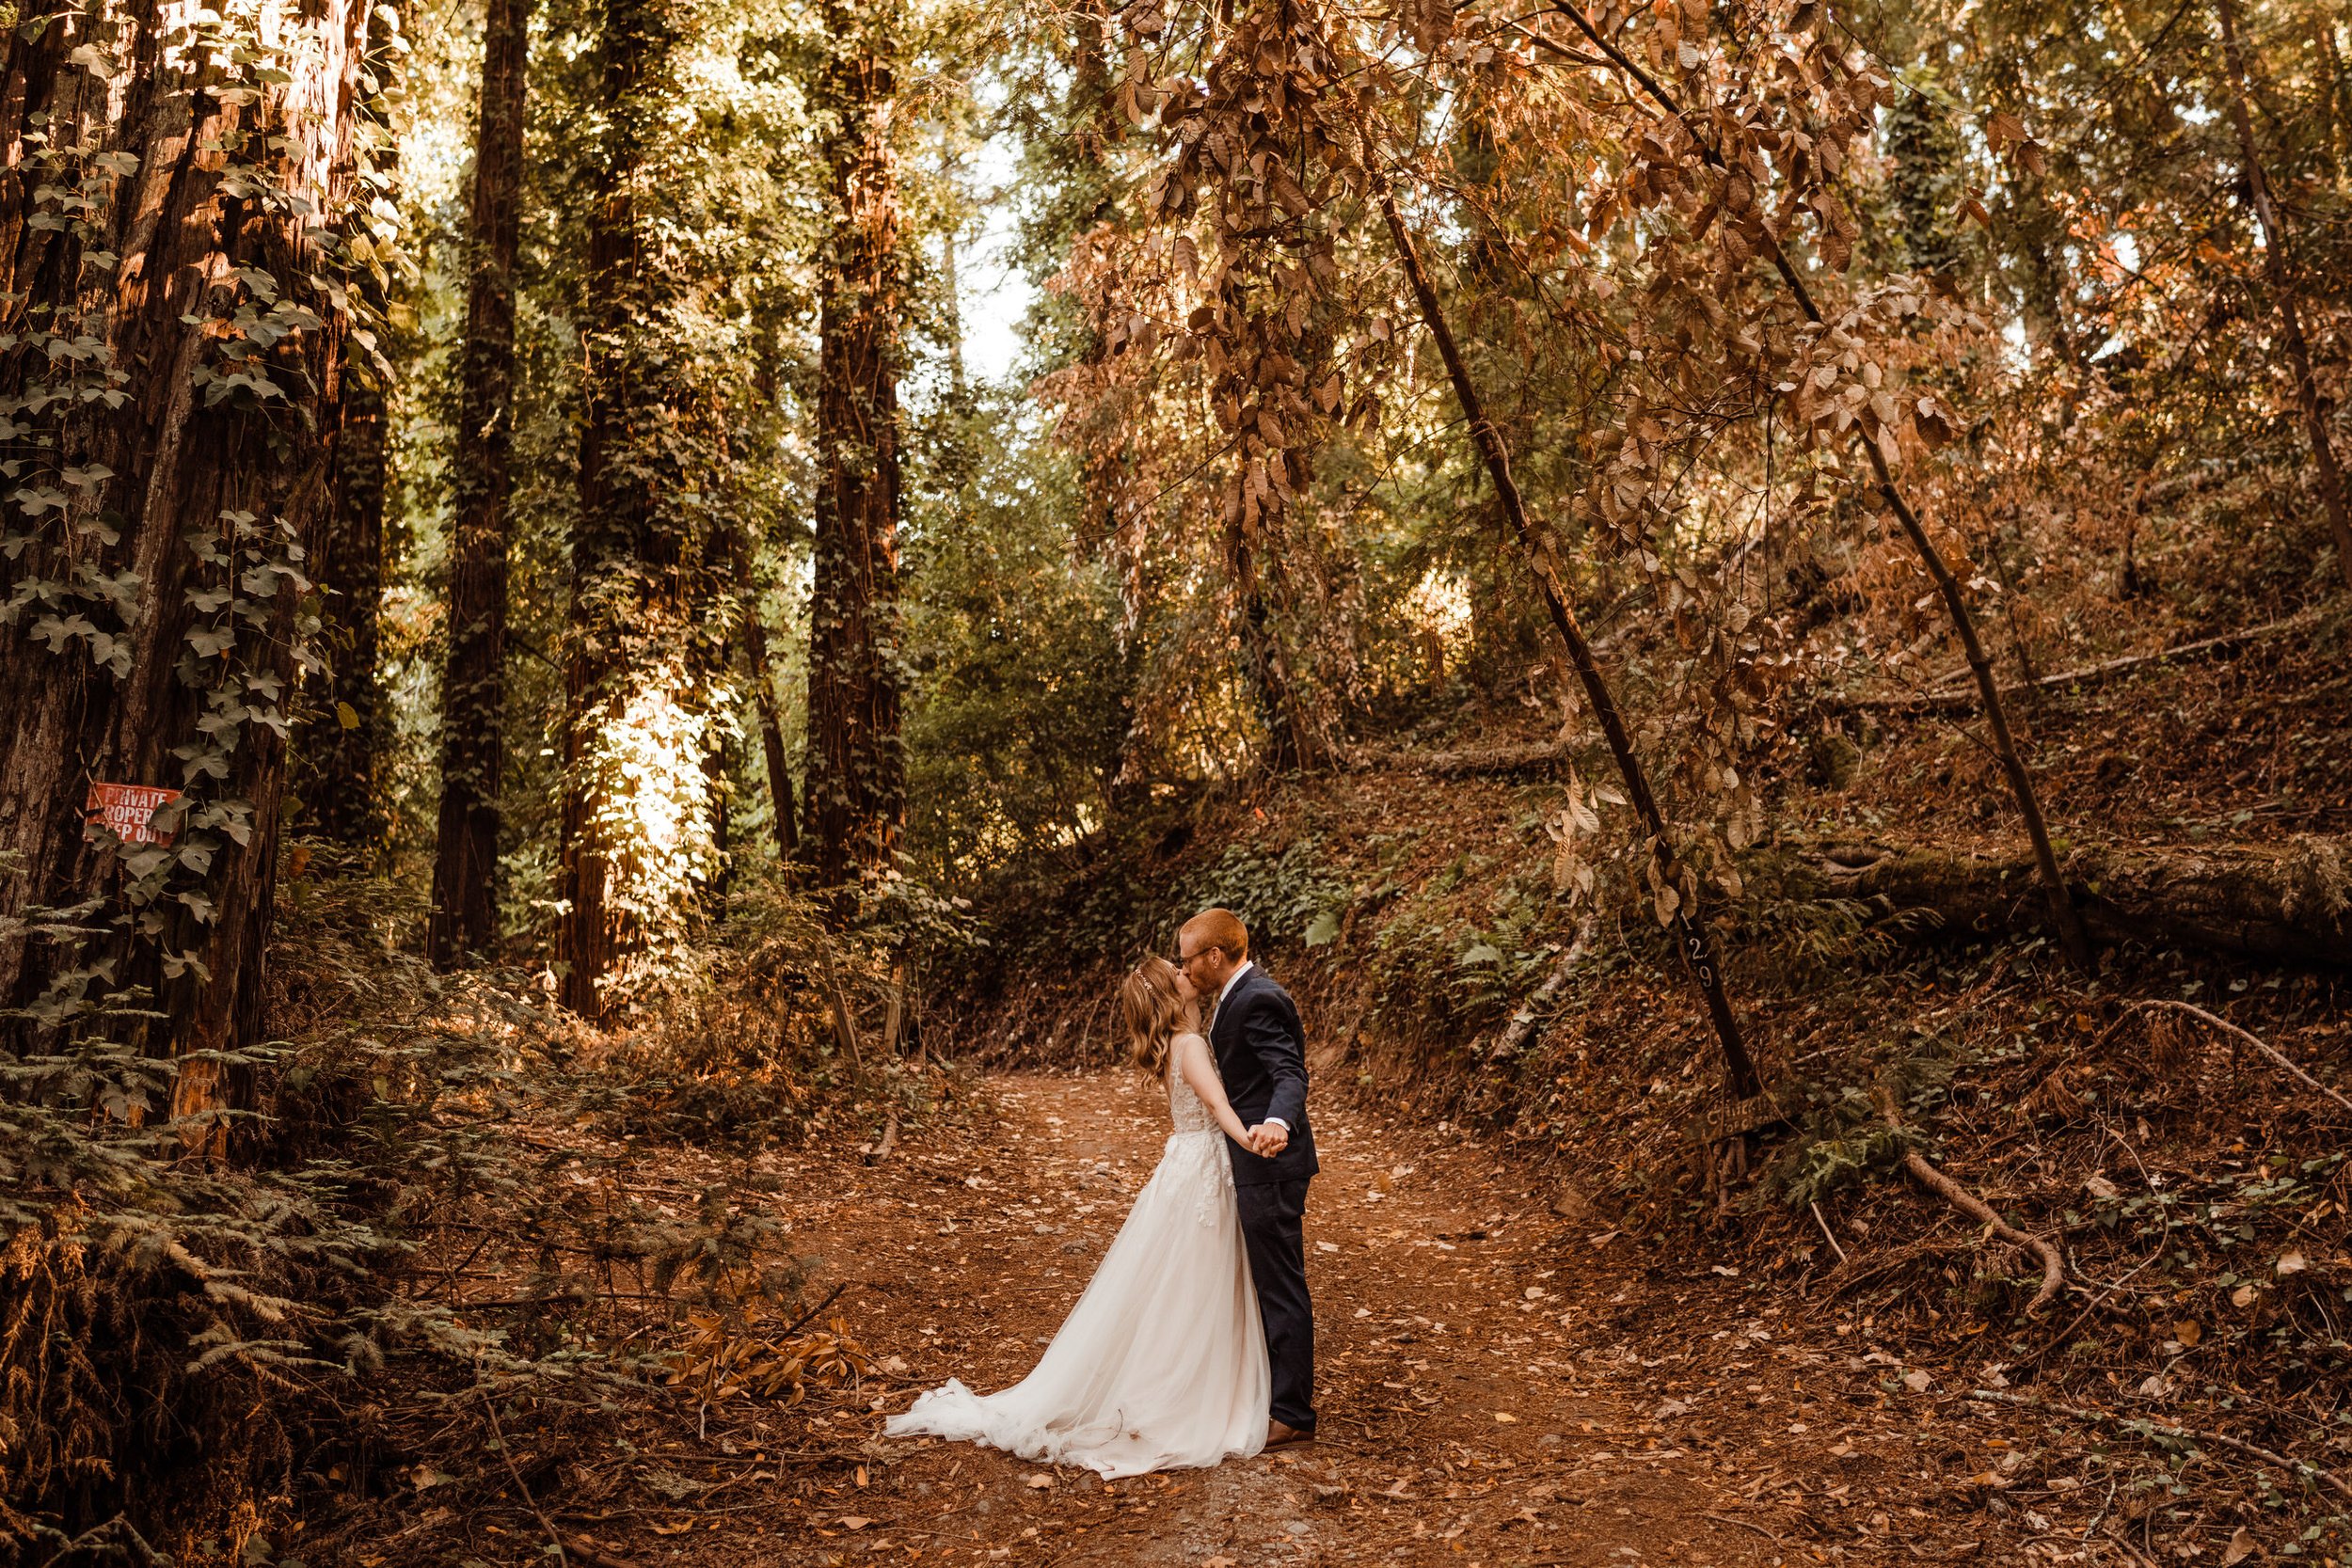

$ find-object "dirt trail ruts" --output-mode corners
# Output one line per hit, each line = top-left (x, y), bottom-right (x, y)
(695, 1071), (1981, 1567)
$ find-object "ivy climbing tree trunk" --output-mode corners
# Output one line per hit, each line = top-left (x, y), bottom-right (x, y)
(0, 0), (365, 1130)
(293, 0), (401, 863)
(803, 0), (906, 889)
(557, 0), (726, 1017)
(2215, 0), (2352, 594)
(1374, 176), (1764, 1103)
(428, 0), (531, 969)
(294, 343), (391, 858)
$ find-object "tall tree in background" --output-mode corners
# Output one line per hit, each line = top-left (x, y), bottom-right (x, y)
(804, 0), (908, 887)
(428, 0), (532, 967)
(0, 0), (364, 1121)
(293, 1), (404, 862)
(557, 0), (729, 1016)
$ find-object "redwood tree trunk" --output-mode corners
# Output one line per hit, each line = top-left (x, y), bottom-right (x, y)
(557, 0), (722, 1017)
(294, 351), (390, 857)
(293, 1), (398, 862)
(428, 0), (531, 968)
(0, 0), (362, 1121)
(804, 3), (906, 888)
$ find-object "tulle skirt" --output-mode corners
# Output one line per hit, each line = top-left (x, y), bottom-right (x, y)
(885, 1130), (1268, 1478)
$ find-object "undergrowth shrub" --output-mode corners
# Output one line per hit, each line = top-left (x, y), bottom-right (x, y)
(1, 858), (967, 1560)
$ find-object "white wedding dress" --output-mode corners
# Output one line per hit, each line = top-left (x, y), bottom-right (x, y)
(885, 1042), (1268, 1477)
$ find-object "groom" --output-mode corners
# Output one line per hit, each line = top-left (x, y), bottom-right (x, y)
(1178, 908), (1318, 1449)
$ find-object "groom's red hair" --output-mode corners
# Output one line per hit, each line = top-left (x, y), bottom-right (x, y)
(1181, 908), (1249, 960)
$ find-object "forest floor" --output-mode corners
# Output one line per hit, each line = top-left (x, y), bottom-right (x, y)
(336, 1069), (2116, 1568)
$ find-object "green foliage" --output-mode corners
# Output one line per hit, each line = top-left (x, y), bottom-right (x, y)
(1171, 833), (1354, 955)
(902, 390), (1133, 879)
(1755, 1029), (1960, 1212)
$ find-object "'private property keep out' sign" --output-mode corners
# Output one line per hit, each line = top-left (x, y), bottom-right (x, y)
(86, 783), (183, 847)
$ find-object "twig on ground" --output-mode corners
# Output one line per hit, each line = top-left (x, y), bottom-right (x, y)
(1875, 1086), (2065, 1312)
(1809, 1201), (1850, 1266)
(561, 1537), (639, 1568)
(1963, 1388), (2352, 1505)
(1704, 1511), (1785, 1544)
(2099, 999), (2352, 1115)
(480, 1388), (568, 1568)
(778, 1281), (849, 1338)
(2028, 1249), (2166, 1365)
(1491, 914), (1597, 1061)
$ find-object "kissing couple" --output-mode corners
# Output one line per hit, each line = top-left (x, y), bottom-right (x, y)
(885, 907), (1319, 1477)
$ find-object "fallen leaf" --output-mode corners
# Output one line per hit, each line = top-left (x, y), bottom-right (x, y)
(838, 1516), (873, 1530)
(1902, 1370), (1932, 1393)
(1493, 1411), (1519, 1423)
(1025, 1473), (1055, 1489)
(651, 1521), (693, 1536)
(2221, 1526), (2255, 1565)
(2083, 1175), (2120, 1200)
(2233, 1283), (2259, 1307)
(2276, 1251), (2308, 1276)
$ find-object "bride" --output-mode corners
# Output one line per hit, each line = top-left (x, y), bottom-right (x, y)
(884, 956), (1268, 1477)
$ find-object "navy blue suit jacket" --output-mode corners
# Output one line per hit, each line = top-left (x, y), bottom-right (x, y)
(1208, 965), (1319, 1186)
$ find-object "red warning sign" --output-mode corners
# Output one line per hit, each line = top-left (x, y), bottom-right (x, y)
(86, 783), (183, 847)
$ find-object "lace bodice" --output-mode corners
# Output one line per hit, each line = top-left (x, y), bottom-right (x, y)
(1167, 1034), (1220, 1138)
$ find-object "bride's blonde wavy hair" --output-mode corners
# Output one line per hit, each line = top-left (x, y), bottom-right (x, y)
(1120, 956), (1186, 1074)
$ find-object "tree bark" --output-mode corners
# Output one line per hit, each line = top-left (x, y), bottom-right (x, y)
(1373, 172), (1764, 1102)
(0, 0), (363, 1121)
(558, 0), (723, 1017)
(428, 0), (532, 968)
(804, 0), (906, 889)
(741, 584), (798, 860)
(291, 0), (398, 864)
(1549, 0), (2098, 974)
(2215, 0), (2352, 594)
(1223, 510), (1311, 770)
(294, 347), (390, 858)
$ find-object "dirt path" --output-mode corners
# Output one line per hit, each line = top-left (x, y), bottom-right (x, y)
(657, 1071), (1986, 1568)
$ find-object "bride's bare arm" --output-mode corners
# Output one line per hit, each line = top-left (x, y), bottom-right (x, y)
(1174, 1033), (1252, 1146)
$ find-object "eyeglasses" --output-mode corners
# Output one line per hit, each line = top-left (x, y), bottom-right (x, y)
(1173, 946), (1221, 970)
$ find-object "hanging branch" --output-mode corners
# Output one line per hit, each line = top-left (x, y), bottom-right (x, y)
(1368, 135), (1763, 1102)
(1546, 0), (2097, 974)
(2214, 0), (2352, 594)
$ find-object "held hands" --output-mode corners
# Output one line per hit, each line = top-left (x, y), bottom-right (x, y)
(1244, 1122), (1290, 1158)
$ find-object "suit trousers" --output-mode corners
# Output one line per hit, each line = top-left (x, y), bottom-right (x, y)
(1235, 1177), (1315, 1432)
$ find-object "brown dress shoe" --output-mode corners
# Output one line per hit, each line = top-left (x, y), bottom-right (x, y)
(1263, 1419), (1315, 1449)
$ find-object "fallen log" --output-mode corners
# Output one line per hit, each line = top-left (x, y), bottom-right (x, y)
(1768, 834), (2352, 968)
